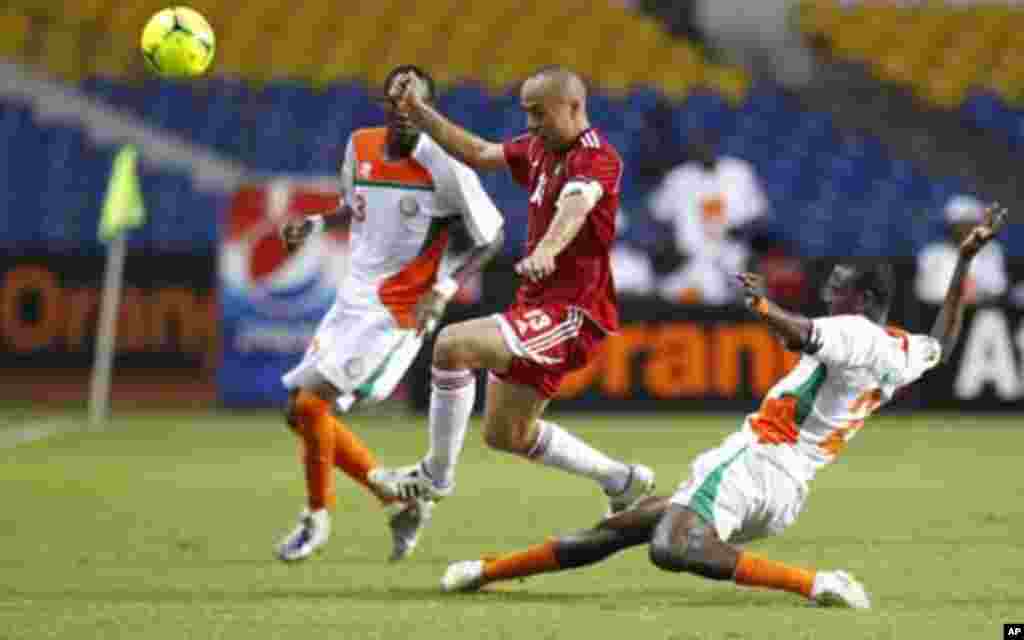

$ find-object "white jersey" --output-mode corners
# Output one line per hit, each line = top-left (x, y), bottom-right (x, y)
(743, 314), (942, 485)
(335, 127), (503, 327)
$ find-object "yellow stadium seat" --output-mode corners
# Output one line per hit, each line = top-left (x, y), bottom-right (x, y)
(921, 69), (970, 109)
(9, 0), (753, 102)
(0, 10), (32, 62)
(797, 0), (844, 39)
(40, 23), (83, 81)
(794, 2), (1024, 108)
(707, 64), (749, 105)
(63, 0), (115, 25)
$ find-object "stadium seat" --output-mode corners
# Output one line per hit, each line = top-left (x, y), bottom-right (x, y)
(4, 38), (1015, 257)
(0, 9), (32, 64)
(800, 1), (1024, 109)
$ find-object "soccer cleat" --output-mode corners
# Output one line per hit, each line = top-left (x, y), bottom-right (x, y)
(606, 464), (656, 516)
(441, 560), (486, 593)
(276, 507), (330, 562)
(811, 571), (871, 609)
(369, 462), (454, 502)
(386, 498), (434, 563)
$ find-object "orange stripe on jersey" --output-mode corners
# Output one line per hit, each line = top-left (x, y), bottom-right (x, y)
(821, 389), (880, 458)
(378, 230), (449, 329)
(749, 397), (800, 445)
(352, 128), (434, 189)
(885, 326), (909, 353)
(850, 388), (883, 414)
(820, 420), (864, 457)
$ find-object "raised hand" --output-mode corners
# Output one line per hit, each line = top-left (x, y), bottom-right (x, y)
(735, 272), (767, 311)
(388, 72), (425, 119)
(960, 202), (1010, 260)
(280, 218), (313, 253)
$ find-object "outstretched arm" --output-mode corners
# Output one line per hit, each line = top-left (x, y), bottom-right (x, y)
(515, 189), (596, 282)
(280, 206), (352, 253)
(391, 73), (506, 172)
(442, 227), (505, 284)
(415, 227), (505, 335)
(930, 203), (1010, 363)
(736, 273), (813, 351)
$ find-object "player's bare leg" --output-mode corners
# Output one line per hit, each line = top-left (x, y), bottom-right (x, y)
(649, 504), (870, 609)
(370, 317), (507, 499)
(444, 497), (868, 608)
(482, 375), (651, 513)
(442, 496), (668, 591)
(278, 380), (430, 563)
(370, 316), (651, 510)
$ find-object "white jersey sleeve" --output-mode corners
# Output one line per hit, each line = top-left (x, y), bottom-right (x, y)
(412, 134), (503, 245)
(809, 315), (942, 388)
(340, 136), (356, 202)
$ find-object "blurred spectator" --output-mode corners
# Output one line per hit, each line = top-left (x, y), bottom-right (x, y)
(611, 209), (656, 296)
(647, 134), (768, 305)
(915, 194), (1008, 306)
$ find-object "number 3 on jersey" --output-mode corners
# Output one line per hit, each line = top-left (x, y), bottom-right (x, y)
(351, 193), (367, 222)
(515, 309), (552, 335)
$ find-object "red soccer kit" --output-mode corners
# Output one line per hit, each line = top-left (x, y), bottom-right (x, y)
(496, 128), (624, 397)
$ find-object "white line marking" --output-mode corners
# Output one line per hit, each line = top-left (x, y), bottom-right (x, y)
(0, 419), (78, 449)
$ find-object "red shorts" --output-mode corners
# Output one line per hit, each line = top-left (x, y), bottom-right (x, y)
(493, 302), (606, 397)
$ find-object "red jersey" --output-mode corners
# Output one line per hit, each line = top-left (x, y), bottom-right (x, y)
(502, 128), (623, 333)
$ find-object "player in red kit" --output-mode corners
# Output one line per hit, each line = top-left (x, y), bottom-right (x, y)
(371, 66), (654, 523)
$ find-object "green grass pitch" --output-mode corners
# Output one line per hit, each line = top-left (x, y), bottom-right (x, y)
(1, 409), (1022, 639)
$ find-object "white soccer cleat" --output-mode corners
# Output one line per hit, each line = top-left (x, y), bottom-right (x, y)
(369, 462), (454, 502)
(385, 498), (434, 563)
(811, 571), (871, 609)
(276, 507), (330, 562)
(606, 464), (656, 516)
(441, 560), (486, 593)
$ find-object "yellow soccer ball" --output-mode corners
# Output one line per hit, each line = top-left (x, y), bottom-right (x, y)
(140, 7), (215, 78)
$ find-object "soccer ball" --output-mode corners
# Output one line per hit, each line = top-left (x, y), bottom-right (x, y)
(140, 7), (215, 78)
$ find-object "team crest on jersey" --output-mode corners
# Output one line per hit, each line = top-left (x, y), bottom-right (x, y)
(343, 357), (365, 380)
(399, 195), (420, 217)
(359, 162), (373, 179)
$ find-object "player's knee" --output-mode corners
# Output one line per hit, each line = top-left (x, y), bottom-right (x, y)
(482, 415), (534, 454)
(482, 422), (516, 452)
(648, 538), (687, 573)
(648, 527), (721, 578)
(287, 390), (327, 433)
(433, 325), (472, 370)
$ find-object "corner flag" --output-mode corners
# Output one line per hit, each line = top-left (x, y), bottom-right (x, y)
(98, 145), (146, 243)
(90, 145), (147, 426)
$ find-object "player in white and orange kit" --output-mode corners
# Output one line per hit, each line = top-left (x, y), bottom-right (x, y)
(440, 205), (1009, 609)
(275, 66), (504, 563)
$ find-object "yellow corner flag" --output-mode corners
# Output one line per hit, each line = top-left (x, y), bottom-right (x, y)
(98, 145), (146, 243)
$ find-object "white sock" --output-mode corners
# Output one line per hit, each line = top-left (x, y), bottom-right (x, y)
(528, 420), (631, 494)
(423, 367), (476, 489)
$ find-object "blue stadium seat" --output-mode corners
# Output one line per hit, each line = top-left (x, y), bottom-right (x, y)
(7, 78), (1023, 257)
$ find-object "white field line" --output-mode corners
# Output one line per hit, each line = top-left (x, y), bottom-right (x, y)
(0, 418), (80, 449)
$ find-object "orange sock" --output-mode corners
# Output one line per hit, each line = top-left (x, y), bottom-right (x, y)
(483, 540), (561, 583)
(733, 551), (816, 598)
(292, 391), (337, 511)
(292, 391), (395, 507)
(330, 417), (396, 505)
